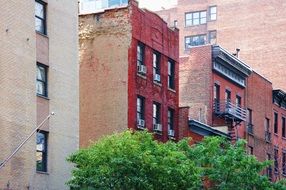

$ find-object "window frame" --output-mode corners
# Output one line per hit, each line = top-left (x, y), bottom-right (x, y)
(35, 0), (47, 35)
(185, 10), (207, 26)
(208, 30), (217, 44)
(137, 42), (145, 66)
(274, 112), (278, 134)
(274, 148), (279, 174)
(168, 108), (174, 131)
(153, 102), (161, 125)
(282, 116), (286, 138)
(36, 63), (48, 97)
(153, 51), (161, 82)
(209, 6), (217, 21)
(36, 131), (48, 172)
(168, 60), (175, 90)
(185, 34), (207, 48)
(137, 96), (145, 121)
(283, 151), (286, 176)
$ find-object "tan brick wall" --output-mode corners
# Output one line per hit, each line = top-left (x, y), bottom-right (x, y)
(79, 8), (131, 147)
(157, 0), (286, 90)
(31, 0), (79, 189)
(0, 0), (36, 189)
(0, 0), (79, 189)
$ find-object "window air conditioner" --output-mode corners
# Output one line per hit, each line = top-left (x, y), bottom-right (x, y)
(153, 124), (162, 131)
(168, 129), (175, 137)
(137, 65), (146, 74)
(137, 119), (145, 129)
(154, 74), (161, 82)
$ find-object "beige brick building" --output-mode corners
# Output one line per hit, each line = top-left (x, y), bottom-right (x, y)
(157, 0), (286, 91)
(0, 0), (78, 189)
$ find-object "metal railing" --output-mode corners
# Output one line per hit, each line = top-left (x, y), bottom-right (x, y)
(213, 99), (247, 121)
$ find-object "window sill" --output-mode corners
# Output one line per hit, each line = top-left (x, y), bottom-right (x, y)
(184, 23), (207, 28)
(274, 133), (278, 137)
(37, 94), (50, 100)
(36, 31), (48, 38)
(36, 171), (49, 175)
(168, 136), (176, 140)
(282, 137), (286, 140)
(168, 88), (176, 93)
(153, 130), (162, 135)
(137, 73), (147, 79)
(153, 81), (162, 87)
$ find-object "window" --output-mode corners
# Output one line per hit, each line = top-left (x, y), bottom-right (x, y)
(137, 43), (146, 75)
(209, 6), (217, 21)
(36, 131), (48, 172)
(265, 118), (271, 142)
(153, 103), (161, 125)
(247, 109), (253, 134)
(283, 151), (286, 175)
(225, 89), (231, 102)
(185, 35), (206, 48)
(168, 108), (174, 130)
(174, 20), (178, 27)
(236, 95), (241, 107)
(214, 83), (220, 101)
(108, 0), (128, 7)
(274, 112), (278, 134)
(153, 52), (161, 83)
(247, 109), (253, 125)
(283, 117), (286, 138)
(168, 60), (175, 90)
(267, 153), (272, 180)
(185, 11), (206, 26)
(35, 0), (46, 35)
(248, 146), (253, 155)
(137, 96), (145, 121)
(36, 64), (48, 97)
(209, 30), (217, 44)
(274, 148), (279, 174)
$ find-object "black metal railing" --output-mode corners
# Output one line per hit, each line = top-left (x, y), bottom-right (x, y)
(213, 99), (247, 121)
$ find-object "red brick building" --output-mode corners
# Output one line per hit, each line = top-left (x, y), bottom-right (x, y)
(272, 90), (286, 180)
(79, 0), (182, 146)
(180, 45), (252, 141)
(156, 0), (286, 91)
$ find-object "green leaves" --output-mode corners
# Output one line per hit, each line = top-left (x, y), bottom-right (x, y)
(67, 131), (286, 190)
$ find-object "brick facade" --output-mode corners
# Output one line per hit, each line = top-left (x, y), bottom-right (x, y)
(157, 0), (286, 91)
(79, 0), (183, 146)
(0, 0), (79, 189)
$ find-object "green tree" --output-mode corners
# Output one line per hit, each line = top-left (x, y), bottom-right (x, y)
(67, 130), (201, 190)
(68, 130), (286, 190)
(186, 137), (274, 190)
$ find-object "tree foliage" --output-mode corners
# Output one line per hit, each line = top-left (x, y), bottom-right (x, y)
(67, 130), (286, 190)
(67, 131), (201, 190)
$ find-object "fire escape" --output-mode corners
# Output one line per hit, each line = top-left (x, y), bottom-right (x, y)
(213, 99), (247, 125)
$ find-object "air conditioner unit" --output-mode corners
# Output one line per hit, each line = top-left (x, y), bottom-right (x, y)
(154, 74), (161, 82)
(168, 129), (175, 137)
(137, 119), (145, 129)
(153, 124), (162, 131)
(137, 65), (146, 74)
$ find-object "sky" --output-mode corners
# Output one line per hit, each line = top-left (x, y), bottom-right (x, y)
(137, 0), (177, 11)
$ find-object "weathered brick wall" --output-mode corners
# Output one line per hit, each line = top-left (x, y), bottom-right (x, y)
(246, 72), (273, 162)
(179, 45), (213, 125)
(178, 107), (190, 140)
(128, 3), (180, 142)
(0, 1), (36, 189)
(157, 0), (286, 91)
(79, 7), (131, 147)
